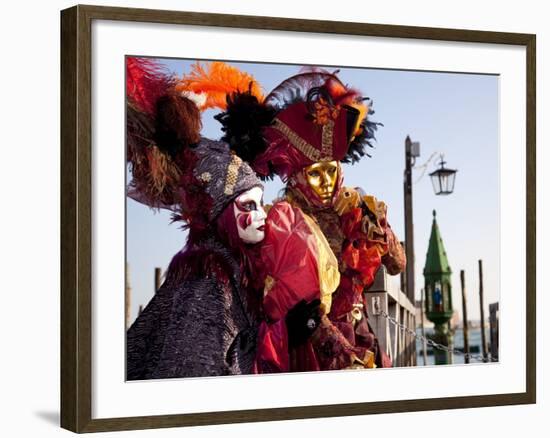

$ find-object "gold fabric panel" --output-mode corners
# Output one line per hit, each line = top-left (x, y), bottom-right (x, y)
(224, 153), (243, 195)
(302, 213), (340, 314)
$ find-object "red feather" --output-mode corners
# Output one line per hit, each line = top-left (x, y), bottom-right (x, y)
(126, 57), (173, 115)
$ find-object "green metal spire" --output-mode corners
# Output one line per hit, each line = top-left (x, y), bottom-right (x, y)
(423, 210), (452, 275)
(423, 210), (454, 364)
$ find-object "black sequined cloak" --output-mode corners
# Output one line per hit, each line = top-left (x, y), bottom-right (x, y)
(126, 237), (258, 380)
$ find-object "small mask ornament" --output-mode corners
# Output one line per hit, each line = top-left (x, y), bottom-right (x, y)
(233, 186), (267, 244)
(303, 160), (339, 205)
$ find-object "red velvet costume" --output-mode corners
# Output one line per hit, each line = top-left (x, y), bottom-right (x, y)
(243, 71), (406, 372)
(286, 186), (405, 370)
(253, 184), (405, 372)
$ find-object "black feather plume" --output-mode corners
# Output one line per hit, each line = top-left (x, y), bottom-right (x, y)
(343, 105), (383, 164)
(214, 91), (277, 164)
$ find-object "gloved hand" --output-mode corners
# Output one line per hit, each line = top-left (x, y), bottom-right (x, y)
(285, 299), (322, 349)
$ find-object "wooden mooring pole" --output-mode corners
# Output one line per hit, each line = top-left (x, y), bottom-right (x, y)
(125, 263), (131, 330)
(155, 267), (162, 293)
(478, 260), (488, 362)
(489, 302), (499, 361)
(420, 288), (428, 365)
(460, 270), (470, 364)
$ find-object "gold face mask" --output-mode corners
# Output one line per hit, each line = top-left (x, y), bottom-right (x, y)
(304, 161), (339, 205)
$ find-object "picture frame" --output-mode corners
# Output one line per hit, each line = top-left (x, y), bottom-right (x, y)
(60, 4), (536, 433)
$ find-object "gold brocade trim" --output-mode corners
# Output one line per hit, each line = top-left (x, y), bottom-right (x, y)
(334, 187), (361, 216)
(363, 195), (387, 244)
(272, 119), (322, 162)
(346, 350), (376, 369)
(364, 195), (387, 221)
(361, 194), (388, 256)
(301, 213), (340, 315)
(320, 120), (334, 160)
(224, 153), (242, 195)
(264, 275), (275, 298)
(363, 350), (377, 368)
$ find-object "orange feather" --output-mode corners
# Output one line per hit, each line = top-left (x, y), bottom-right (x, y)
(175, 62), (264, 111)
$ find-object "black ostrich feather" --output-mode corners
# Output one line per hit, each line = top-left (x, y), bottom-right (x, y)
(214, 91), (277, 164)
(342, 104), (383, 164)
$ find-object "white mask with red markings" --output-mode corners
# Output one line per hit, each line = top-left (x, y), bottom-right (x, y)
(233, 186), (266, 244)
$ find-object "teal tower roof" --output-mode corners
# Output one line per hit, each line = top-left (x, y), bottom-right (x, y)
(423, 210), (452, 276)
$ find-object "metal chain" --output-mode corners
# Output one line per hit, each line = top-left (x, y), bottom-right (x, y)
(378, 309), (497, 363)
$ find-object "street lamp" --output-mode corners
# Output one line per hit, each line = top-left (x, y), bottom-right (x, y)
(429, 154), (457, 195)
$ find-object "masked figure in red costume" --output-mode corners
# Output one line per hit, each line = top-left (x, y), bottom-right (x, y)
(125, 58), (269, 379)
(212, 67), (407, 371)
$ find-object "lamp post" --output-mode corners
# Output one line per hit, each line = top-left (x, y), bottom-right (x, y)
(403, 136), (420, 303)
(403, 137), (457, 365)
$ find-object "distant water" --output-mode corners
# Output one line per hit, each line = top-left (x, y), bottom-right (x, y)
(416, 328), (494, 365)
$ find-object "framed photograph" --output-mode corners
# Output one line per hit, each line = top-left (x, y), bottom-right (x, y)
(60, 4), (536, 433)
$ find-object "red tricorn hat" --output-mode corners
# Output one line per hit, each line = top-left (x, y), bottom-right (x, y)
(255, 100), (360, 181)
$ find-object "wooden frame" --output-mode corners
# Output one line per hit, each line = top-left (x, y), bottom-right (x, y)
(60, 4), (536, 433)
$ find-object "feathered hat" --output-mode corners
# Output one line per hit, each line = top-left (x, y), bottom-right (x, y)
(252, 70), (377, 181)
(177, 65), (381, 182)
(126, 57), (261, 232)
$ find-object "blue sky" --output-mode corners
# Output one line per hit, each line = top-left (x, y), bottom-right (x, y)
(126, 58), (499, 326)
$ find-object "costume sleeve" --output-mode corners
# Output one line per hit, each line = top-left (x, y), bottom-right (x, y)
(255, 202), (341, 372)
(126, 285), (174, 380)
(309, 316), (364, 370)
(362, 192), (406, 275)
(156, 279), (232, 377)
(382, 224), (406, 275)
(128, 278), (240, 379)
(255, 319), (289, 373)
(260, 201), (340, 321)
(337, 189), (406, 282)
